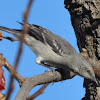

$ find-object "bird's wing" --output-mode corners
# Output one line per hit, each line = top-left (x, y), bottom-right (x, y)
(24, 23), (78, 56)
(0, 22), (77, 56)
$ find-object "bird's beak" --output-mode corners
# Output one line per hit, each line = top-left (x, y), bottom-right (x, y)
(93, 78), (99, 86)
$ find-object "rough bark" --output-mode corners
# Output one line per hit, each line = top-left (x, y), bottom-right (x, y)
(64, 0), (100, 100)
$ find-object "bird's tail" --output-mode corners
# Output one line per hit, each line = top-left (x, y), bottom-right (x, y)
(0, 26), (20, 34)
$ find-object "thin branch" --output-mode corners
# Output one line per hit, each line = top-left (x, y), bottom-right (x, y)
(0, 32), (2, 41)
(6, 0), (34, 99)
(0, 30), (17, 42)
(1, 35), (18, 42)
(0, 53), (25, 85)
(26, 83), (49, 100)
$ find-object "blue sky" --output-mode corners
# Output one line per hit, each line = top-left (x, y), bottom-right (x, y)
(0, 0), (85, 100)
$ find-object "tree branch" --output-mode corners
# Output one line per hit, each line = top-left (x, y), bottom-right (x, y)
(0, 53), (25, 85)
(26, 83), (49, 100)
(15, 69), (75, 100)
(1, 35), (18, 42)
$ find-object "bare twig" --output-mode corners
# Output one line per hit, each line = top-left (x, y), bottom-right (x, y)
(6, 0), (34, 100)
(1, 35), (18, 42)
(0, 25), (17, 42)
(0, 54), (5, 67)
(26, 83), (49, 100)
(0, 32), (2, 41)
(0, 53), (25, 85)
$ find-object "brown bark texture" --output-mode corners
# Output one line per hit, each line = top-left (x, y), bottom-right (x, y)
(64, 0), (100, 100)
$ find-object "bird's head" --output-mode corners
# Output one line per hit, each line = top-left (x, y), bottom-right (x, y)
(72, 54), (98, 85)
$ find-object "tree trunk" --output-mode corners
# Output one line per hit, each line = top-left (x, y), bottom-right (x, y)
(64, 0), (100, 100)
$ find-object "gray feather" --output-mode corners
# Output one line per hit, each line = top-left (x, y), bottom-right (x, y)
(23, 23), (78, 56)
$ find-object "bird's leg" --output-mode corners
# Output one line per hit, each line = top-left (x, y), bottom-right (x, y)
(35, 57), (58, 81)
(35, 57), (53, 70)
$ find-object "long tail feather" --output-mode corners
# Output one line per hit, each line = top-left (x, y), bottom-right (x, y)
(0, 26), (21, 34)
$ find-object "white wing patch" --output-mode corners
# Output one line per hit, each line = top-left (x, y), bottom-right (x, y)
(42, 32), (66, 56)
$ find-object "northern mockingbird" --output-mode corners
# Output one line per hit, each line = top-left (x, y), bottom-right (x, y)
(0, 22), (98, 84)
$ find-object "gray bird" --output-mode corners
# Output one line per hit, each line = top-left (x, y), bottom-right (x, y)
(0, 22), (98, 84)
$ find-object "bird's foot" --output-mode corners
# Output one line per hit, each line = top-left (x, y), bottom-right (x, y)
(36, 57), (58, 81)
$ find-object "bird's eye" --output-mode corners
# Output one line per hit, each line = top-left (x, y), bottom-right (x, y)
(86, 68), (90, 73)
